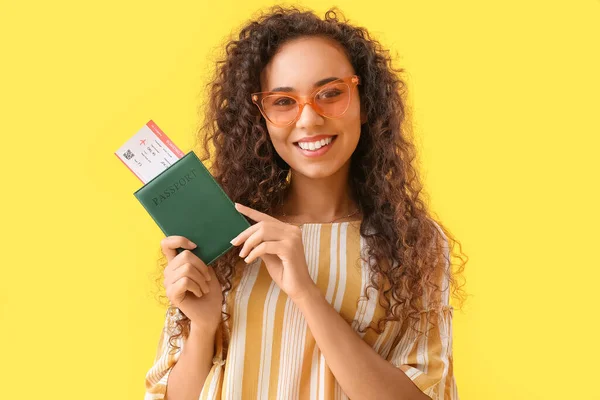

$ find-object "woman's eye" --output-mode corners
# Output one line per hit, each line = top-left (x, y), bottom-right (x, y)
(317, 89), (342, 99)
(273, 97), (296, 106)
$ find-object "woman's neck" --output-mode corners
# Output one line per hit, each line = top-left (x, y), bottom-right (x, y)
(276, 164), (361, 224)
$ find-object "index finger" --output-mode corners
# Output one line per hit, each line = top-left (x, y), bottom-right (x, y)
(160, 235), (197, 262)
(234, 203), (278, 223)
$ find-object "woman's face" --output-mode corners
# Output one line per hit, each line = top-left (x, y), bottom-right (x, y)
(259, 36), (362, 180)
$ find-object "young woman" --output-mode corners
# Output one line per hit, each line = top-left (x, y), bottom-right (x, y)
(145, 6), (466, 400)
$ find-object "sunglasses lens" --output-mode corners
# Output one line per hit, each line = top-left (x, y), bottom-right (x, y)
(262, 95), (299, 125)
(315, 83), (351, 118)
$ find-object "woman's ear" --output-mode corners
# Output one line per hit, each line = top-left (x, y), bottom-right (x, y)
(360, 105), (368, 125)
(358, 95), (368, 124)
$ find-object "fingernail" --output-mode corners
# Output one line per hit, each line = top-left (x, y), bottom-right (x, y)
(230, 237), (238, 245)
(188, 240), (197, 248)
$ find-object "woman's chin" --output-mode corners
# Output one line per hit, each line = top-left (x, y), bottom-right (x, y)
(288, 162), (346, 180)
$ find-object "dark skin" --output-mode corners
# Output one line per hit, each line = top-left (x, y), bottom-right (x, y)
(230, 36), (429, 400)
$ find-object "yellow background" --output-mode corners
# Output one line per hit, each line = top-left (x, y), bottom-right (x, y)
(1, 0), (598, 398)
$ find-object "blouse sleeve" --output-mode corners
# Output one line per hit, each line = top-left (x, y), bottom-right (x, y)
(387, 306), (457, 399)
(386, 221), (458, 400)
(144, 307), (183, 399)
(144, 307), (226, 400)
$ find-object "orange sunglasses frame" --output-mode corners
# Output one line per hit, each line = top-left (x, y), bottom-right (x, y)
(251, 75), (360, 127)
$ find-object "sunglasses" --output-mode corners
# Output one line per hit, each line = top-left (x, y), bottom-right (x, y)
(251, 75), (360, 127)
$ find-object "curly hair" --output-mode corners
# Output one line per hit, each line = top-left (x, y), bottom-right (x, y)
(154, 5), (467, 355)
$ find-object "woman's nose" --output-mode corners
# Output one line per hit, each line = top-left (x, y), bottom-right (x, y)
(295, 103), (325, 128)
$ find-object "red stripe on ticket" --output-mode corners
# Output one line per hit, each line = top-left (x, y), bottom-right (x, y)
(146, 120), (185, 158)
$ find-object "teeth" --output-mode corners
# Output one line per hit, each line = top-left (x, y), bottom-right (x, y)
(298, 137), (333, 151)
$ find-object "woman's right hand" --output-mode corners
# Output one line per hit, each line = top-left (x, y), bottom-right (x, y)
(161, 236), (223, 333)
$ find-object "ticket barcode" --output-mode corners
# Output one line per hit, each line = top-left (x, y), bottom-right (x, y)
(123, 149), (135, 160)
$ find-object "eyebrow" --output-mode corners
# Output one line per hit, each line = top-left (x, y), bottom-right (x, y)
(270, 77), (340, 93)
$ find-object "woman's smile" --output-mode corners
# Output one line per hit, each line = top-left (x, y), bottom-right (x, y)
(293, 135), (337, 157)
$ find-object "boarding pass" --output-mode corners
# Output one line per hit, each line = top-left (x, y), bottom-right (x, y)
(115, 120), (185, 184)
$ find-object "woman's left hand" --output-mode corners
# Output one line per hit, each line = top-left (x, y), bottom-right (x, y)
(230, 203), (316, 302)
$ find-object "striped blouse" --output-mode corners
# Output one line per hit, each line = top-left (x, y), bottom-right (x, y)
(145, 220), (458, 399)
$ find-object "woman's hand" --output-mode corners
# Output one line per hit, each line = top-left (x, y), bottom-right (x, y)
(161, 236), (223, 333)
(230, 203), (316, 302)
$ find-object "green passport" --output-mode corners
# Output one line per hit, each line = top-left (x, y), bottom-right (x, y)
(133, 151), (251, 266)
